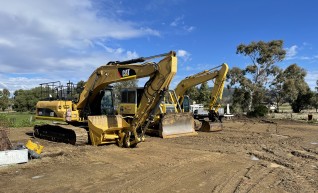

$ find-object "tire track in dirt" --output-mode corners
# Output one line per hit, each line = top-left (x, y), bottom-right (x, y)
(223, 121), (318, 192)
(233, 165), (277, 193)
(103, 149), (228, 193)
(211, 168), (246, 193)
(249, 145), (318, 191)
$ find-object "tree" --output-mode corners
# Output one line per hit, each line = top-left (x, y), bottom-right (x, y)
(198, 82), (210, 107)
(269, 67), (285, 112)
(76, 80), (86, 95)
(291, 91), (314, 113)
(13, 87), (41, 112)
(185, 86), (199, 104)
(0, 89), (10, 111)
(231, 87), (250, 112)
(73, 80), (86, 101)
(229, 40), (286, 111)
(282, 64), (309, 104)
(313, 80), (318, 112)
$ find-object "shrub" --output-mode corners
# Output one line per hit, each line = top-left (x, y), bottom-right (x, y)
(0, 114), (11, 127)
(247, 105), (268, 117)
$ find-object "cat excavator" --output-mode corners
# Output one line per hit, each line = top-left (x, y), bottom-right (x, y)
(34, 51), (179, 147)
(174, 63), (229, 131)
(118, 63), (228, 137)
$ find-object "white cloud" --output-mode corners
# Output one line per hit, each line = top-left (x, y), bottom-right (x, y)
(177, 50), (188, 57)
(0, 0), (160, 92)
(299, 56), (311, 60)
(183, 26), (195, 32)
(305, 71), (318, 90)
(170, 15), (195, 33)
(0, 38), (15, 47)
(170, 16), (184, 27)
(177, 49), (191, 62)
(285, 45), (298, 60)
(0, 76), (52, 95)
(185, 66), (193, 71)
(141, 27), (161, 37)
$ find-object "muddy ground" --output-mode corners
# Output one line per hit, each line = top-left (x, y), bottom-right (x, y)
(1, 118), (318, 193)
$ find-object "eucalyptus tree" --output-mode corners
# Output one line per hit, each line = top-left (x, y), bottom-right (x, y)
(228, 40), (286, 111)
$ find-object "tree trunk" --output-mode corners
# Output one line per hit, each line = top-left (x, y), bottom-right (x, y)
(248, 90), (253, 111)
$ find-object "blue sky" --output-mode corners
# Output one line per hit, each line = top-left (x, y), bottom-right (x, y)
(0, 0), (317, 93)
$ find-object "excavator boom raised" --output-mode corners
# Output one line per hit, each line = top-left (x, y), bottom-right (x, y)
(173, 63), (229, 132)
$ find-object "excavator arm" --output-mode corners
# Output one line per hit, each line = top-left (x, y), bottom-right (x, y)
(131, 52), (177, 130)
(174, 63), (229, 106)
(208, 63), (229, 113)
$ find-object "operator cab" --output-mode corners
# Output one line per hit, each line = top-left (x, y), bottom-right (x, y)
(100, 88), (115, 115)
(181, 95), (190, 112)
(89, 86), (115, 116)
(119, 87), (143, 115)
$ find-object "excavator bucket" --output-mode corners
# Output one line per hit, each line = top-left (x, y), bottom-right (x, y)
(194, 119), (202, 131)
(160, 112), (197, 138)
(88, 115), (130, 146)
(199, 120), (223, 132)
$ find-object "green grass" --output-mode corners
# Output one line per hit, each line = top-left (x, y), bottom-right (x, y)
(0, 112), (49, 128)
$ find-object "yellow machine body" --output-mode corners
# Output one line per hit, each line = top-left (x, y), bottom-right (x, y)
(36, 100), (80, 122)
(25, 139), (44, 154)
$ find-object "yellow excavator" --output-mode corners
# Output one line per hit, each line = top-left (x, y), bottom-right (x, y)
(174, 63), (229, 131)
(118, 63), (228, 137)
(34, 51), (179, 147)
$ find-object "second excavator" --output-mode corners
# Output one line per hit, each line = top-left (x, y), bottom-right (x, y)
(118, 63), (228, 137)
(174, 63), (229, 131)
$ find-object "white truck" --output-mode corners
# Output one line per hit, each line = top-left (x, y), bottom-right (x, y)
(190, 103), (224, 121)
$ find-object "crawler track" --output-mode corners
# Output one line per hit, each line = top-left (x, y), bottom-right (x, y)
(34, 124), (88, 145)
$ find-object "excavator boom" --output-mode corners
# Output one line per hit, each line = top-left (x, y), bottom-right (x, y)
(174, 63), (228, 106)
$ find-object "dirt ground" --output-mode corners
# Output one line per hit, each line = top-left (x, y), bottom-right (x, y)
(1, 118), (318, 193)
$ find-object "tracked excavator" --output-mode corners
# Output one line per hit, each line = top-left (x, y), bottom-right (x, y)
(174, 63), (229, 131)
(34, 51), (178, 147)
(118, 63), (228, 137)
